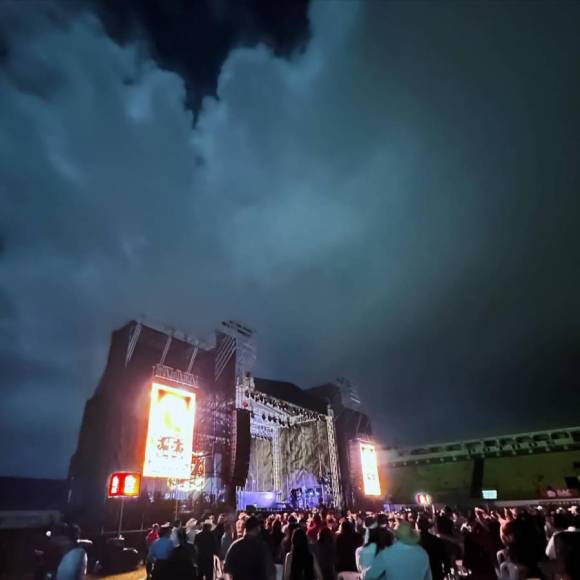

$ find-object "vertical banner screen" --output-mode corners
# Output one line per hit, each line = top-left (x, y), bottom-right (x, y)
(360, 442), (381, 496)
(143, 383), (196, 478)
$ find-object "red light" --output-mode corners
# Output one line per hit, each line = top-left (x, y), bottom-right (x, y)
(415, 492), (432, 506)
(108, 472), (141, 498)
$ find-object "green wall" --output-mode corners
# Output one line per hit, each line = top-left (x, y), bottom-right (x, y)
(385, 460), (472, 503)
(483, 450), (580, 500)
(385, 449), (580, 503)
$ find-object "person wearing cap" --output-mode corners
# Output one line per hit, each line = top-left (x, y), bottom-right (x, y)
(224, 515), (275, 580)
(365, 519), (432, 580)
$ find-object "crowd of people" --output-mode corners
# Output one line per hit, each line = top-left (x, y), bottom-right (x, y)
(143, 503), (580, 580)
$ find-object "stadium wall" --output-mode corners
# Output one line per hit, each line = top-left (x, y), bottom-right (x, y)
(382, 428), (580, 504)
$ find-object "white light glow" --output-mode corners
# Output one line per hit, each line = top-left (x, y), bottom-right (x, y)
(360, 442), (381, 496)
(143, 383), (196, 478)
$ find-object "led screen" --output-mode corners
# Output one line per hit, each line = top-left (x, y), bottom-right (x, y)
(360, 442), (381, 496)
(143, 383), (196, 478)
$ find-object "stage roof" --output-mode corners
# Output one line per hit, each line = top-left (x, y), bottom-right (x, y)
(254, 378), (327, 414)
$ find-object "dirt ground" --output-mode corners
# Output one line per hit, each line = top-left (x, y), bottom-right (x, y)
(87, 569), (146, 580)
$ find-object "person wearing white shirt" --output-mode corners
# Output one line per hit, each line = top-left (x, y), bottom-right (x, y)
(546, 525), (580, 560)
(365, 520), (432, 580)
(356, 527), (393, 578)
(170, 519), (183, 547)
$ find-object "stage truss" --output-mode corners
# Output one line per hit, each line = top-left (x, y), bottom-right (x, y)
(145, 363), (234, 504)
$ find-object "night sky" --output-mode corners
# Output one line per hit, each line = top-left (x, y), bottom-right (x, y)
(1, 1), (580, 479)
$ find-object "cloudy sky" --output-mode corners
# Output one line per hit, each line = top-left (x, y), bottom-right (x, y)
(1, 0), (580, 478)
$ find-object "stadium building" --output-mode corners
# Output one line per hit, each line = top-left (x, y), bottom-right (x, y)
(380, 426), (580, 505)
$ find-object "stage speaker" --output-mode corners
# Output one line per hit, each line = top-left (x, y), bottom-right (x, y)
(231, 409), (251, 487)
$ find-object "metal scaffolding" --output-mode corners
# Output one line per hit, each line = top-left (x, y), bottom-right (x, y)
(326, 405), (343, 509)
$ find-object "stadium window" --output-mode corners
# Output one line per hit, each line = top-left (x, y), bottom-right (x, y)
(551, 432), (569, 441)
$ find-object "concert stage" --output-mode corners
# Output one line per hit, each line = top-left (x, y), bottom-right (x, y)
(233, 375), (342, 508)
(68, 320), (377, 527)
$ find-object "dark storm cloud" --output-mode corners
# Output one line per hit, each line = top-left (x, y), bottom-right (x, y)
(93, 0), (310, 115)
(1, 1), (580, 478)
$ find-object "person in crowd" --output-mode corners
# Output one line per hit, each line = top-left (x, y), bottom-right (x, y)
(435, 512), (463, 564)
(361, 516), (376, 544)
(269, 518), (285, 563)
(326, 515), (338, 533)
(461, 509), (498, 580)
(214, 513), (226, 546)
(224, 515), (275, 580)
(354, 513), (366, 538)
(236, 513), (248, 538)
(545, 509), (580, 579)
(335, 519), (363, 574)
(55, 524), (87, 580)
(365, 519), (432, 580)
(499, 509), (544, 578)
(554, 530), (580, 580)
(283, 515), (298, 533)
(307, 513), (324, 543)
(169, 528), (198, 580)
(376, 513), (389, 530)
(147, 523), (160, 548)
(282, 517), (301, 562)
(171, 519), (183, 547)
(313, 527), (336, 580)
(221, 521), (236, 561)
(195, 521), (219, 580)
(417, 515), (450, 580)
(283, 527), (323, 580)
(356, 526), (392, 578)
(145, 524), (160, 579)
(546, 510), (573, 560)
(147, 523), (174, 580)
(185, 518), (200, 544)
